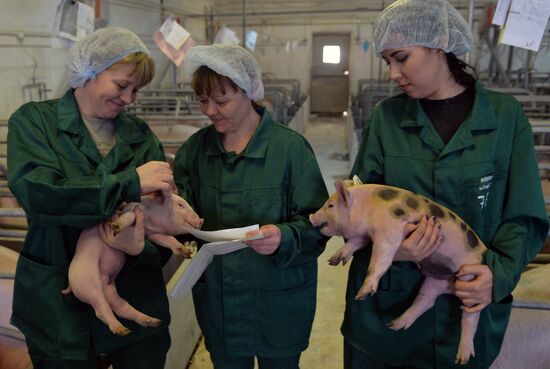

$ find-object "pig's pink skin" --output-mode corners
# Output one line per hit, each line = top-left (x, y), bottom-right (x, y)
(64, 192), (203, 336)
(309, 180), (486, 364)
(64, 226), (159, 335)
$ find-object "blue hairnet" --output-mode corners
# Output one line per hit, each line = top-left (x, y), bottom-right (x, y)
(184, 44), (264, 101)
(67, 27), (150, 88)
(373, 0), (473, 56)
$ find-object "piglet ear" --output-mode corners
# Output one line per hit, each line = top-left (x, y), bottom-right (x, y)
(152, 190), (167, 204)
(335, 179), (350, 206)
(161, 190), (174, 204)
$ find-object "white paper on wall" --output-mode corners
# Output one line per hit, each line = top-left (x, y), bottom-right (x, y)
(499, 0), (550, 52)
(159, 16), (191, 49)
(493, 0), (512, 26)
(52, 0), (94, 49)
(245, 30), (258, 51)
(214, 25), (240, 45)
(153, 17), (196, 67)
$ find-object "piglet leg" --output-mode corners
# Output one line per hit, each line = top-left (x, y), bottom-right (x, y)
(388, 277), (451, 330)
(103, 282), (161, 328)
(455, 311), (480, 365)
(328, 237), (367, 266)
(356, 235), (402, 299)
(108, 204), (139, 236)
(147, 233), (194, 258)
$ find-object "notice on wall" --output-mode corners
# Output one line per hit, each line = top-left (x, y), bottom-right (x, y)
(153, 16), (196, 67)
(52, 0), (94, 49)
(492, 0), (511, 26)
(499, 0), (550, 52)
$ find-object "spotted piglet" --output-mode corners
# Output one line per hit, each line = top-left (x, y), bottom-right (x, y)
(309, 179), (486, 365)
(63, 191), (203, 336)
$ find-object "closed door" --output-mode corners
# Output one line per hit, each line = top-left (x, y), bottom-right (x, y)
(310, 33), (350, 114)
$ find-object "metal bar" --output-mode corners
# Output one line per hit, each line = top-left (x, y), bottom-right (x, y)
(243, 0), (247, 45)
(0, 208), (26, 217)
(513, 301), (550, 310)
(0, 326), (25, 341)
(185, 4), (485, 18)
(0, 229), (27, 237)
(465, 0), (475, 64)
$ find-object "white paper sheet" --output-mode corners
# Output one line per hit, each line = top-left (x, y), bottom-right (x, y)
(500, 0), (550, 52)
(159, 16), (191, 50)
(52, 0), (94, 42)
(493, 0), (512, 26)
(170, 225), (263, 297)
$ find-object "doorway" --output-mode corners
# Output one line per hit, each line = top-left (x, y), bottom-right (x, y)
(310, 33), (350, 115)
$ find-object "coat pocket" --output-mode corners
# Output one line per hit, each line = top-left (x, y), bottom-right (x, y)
(12, 254), (68, 356)
(255, 281), (316, 352)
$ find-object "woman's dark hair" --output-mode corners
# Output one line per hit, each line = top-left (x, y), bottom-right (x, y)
(192, 65), (263, 109)
(192, 66), (240, 96)
(446, 52), (478, 88)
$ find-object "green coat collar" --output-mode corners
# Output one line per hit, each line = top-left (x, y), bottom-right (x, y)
(57, 89), (150, 144)
(399, 82), (499, 155)
(56, 89), (150, 165)
(205, 107), (273, 159)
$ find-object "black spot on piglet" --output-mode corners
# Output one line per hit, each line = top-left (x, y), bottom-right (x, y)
(429, 204), (445, 219)
(378, 188), (398, 201)
(467, 229), (479, 248)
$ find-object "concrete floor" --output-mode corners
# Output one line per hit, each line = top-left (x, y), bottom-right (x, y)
(187, 115), (352, 368)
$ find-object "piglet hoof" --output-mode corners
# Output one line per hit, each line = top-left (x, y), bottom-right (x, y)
(355, 278), (378, 300)
(182, 241), (197, 258)
(110, 325), (131, 336)
(328, 255), (341, 266)
(355, 286), (376, 300)
(143, 318), (162, 328)
(386, 316), (411, 331)
(108, 221), (121, 236)
(455, 346), (475, 365)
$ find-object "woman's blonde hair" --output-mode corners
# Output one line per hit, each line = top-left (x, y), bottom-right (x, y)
(110, 52), (155, 87)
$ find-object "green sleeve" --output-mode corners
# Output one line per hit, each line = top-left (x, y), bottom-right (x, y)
(483, 117), (549, 301)
(351, 118), (384, 183)
(269, 145), (329, 268)
(173, 140), (194, 202)
(7, 108), (141, 229)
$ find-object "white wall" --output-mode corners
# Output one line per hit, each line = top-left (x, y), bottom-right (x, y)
(0, 0), (211, 120)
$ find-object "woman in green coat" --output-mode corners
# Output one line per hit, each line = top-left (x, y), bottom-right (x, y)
(173, 44), (328, 369)
(8, 27), (175, 369)
(344, 1), (549, 368)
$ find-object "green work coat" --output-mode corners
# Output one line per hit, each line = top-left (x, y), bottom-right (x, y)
(7, 89), (171, 360)
(174, 108), (328, 357)
(344, 83), (549, 368)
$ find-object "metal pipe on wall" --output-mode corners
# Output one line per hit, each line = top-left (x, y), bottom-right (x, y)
(465, 0), (475, 64)
(243, 0), (247, 45)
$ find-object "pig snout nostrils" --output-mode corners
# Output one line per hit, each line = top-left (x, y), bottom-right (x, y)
(309, 214), (326, 230)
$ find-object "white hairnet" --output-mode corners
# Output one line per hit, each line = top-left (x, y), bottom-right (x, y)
(67, 27), (150, 88)
(373, 0), (473, 56)
(184, 44), (264, 101)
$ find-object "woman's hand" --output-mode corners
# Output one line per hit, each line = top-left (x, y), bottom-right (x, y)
(394, 215), (443, 262)
(99, 207), (145, 255)
(244, 224), (281, 255)
(454, 264), (493, 313)
(136, 161), (175, 194)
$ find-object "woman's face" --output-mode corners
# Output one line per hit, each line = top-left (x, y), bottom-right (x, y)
(78, 63), (141, 119)
(381, 46), (449, 99)
(198, 82), (253, 135)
